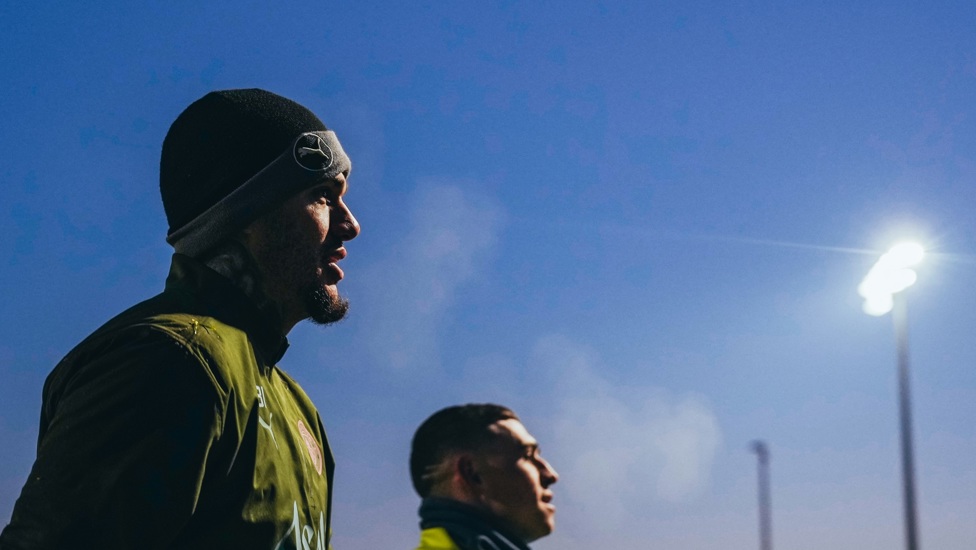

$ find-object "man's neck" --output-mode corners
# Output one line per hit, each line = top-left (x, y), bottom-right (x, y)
(200, 240), (290, 335)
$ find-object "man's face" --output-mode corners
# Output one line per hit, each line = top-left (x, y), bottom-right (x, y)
(245, 172), (360, 329)
(475, 419), (559, 542)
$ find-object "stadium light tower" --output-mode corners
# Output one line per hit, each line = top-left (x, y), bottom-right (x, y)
(858, 242), (924, 550)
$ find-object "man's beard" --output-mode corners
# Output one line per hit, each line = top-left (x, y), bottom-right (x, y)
(248, 205), (352, 327)
(304, 284), (349, 325)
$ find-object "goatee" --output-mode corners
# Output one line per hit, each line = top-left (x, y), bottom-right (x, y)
(305, 285), (349, 325)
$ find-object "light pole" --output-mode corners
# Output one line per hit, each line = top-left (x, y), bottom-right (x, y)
(750, 440), (772, 550)
(858, 242), (924, 550)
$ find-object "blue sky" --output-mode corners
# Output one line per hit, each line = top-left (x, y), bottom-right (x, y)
(2, 2), (975, 548)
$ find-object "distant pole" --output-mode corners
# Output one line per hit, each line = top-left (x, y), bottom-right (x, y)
(892, 292), (920, 550)
(750, 440), (772, 550)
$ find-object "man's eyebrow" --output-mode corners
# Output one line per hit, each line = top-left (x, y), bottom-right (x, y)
(316, 178), (347, 196)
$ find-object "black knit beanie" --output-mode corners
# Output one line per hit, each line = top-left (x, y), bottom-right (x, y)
(160, 88), (351, 256)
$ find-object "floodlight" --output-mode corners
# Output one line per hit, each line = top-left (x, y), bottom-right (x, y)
(859, 242), (924, 316)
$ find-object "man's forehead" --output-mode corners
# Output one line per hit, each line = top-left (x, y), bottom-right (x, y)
(488, 418), (538, 448)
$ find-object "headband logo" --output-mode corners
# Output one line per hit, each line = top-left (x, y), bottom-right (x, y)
(294, 132), (335, 172)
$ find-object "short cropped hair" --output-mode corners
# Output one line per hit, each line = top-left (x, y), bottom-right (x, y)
(410, 403), (518, 497)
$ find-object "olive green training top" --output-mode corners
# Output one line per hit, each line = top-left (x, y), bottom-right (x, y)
(0, 254), (335, 550)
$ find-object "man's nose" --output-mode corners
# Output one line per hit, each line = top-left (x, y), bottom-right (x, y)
(334, 202), (361, 241)
(540, 458), (559, 486)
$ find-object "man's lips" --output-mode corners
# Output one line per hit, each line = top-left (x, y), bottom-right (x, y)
(326, 247), (347, 263)
(323, 247), (347, 282)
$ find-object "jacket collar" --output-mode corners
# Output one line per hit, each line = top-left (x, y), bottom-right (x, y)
(419, 498), (531, 550)
(165, 253), (289, 364)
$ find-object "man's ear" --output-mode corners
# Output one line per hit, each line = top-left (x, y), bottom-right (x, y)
(458, 455), (482, 487)
(234, 226), (264, 264)
(237, 223), (256, 242)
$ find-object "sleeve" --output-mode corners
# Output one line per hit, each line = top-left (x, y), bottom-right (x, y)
(0, 327), (226, 550)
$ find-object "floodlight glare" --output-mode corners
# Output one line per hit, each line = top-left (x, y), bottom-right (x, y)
(863, 294), (894, 316)
(858, 242), (924, 316)
(886, 242), (925, 268)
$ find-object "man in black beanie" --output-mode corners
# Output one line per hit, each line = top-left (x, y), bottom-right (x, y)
(0, 89), (360, 549)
